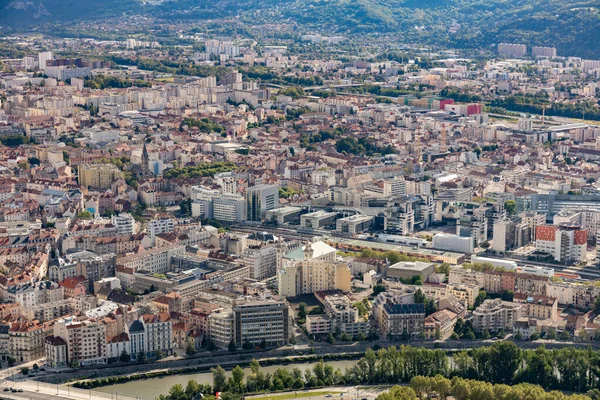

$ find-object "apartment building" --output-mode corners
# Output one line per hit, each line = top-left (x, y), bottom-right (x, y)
(78, 164), (124, 190)
(116, 245), (185, 274)
(111, 213), (136, 236)
(8, 320), (45, 362)
(472, 299), (523, 333)
(147, 217), (175, 245)
(242, 245), (278, 280)
(232, 299), (290, 348)
(513, 293), (558, 320)
(141, 313), (173, 357)
(535, 225), (587, 263)
(45, 336), (67, 368)
(278, 256), (351, 298)
(516, 273), (549, 296)
(424, 309), (458, 340)
(52, 316), (107, 366)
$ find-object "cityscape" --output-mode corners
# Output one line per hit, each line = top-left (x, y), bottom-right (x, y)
(0, 4), (599, 400)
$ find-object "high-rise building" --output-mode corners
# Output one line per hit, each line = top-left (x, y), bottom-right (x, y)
(535, 225), (588, 263)
(38, 51), (53, 69)
(532, 46), (557, 58)
(246, 184), (279, 221)
(498, 43), (527, 57)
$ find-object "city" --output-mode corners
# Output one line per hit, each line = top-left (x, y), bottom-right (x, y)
(0, 11), (599, 400)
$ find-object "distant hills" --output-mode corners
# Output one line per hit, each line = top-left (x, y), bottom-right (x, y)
(1, 0), (599, 58)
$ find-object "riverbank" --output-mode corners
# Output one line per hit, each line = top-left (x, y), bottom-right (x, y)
(33, 338), (598, 386)
(72, 353), (364, 390)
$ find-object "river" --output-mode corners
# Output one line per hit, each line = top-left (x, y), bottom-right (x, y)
(96, 360), (358, 400)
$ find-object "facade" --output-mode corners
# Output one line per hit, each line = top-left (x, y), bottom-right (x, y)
(53, 316), (107, 366)
(247, 184), (279, 221)
(232, 300), (290, 348)
(278, 253), (351, 298)
(472, 299), (523, 333)
(498, 43), (527, 57)
(78, 164), (125, 190)
(535, 225), (587, 263)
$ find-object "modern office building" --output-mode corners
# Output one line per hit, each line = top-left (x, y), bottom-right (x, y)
(247, 184), (279, 221)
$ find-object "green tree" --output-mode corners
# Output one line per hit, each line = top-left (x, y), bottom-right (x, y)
(212, 366), (228, 392)
(186, 341), (197, 356)
(77, 210), (93, 220)
(228, 339), (237, 353)
(119, 348), (131, 362)
(504, 200), (516, 215)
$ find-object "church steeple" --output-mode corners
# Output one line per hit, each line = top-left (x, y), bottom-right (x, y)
(141, 139), (151, 178)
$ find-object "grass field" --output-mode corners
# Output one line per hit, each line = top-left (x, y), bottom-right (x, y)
(251, 391), (343, 400)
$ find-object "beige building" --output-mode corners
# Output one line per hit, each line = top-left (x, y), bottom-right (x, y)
(278, 256), (351, 297)
(78, 164), (124, 189)
(513, 293), (558, 320)
(472, 299), (523, 333)
(446, 282), (480, 307)
(53, 316), (107, 366)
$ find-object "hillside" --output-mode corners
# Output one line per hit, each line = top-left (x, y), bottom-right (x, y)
(0, 0), (599, 58)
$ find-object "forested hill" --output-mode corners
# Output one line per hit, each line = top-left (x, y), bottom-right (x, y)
(1, 0), (599, 58)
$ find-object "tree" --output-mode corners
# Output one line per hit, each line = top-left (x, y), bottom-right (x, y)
(137, 351), (146, 363)
(326, 333), (336, 344)
(373, 284), (386, 296)
(593, 296), (600, 315)
(21, 367), (29, 375)
(228, 339), (237, 353)
(547, 328), (557, 341)
(230, 365), (245, 393)
(212, 366), (228, 392)
(167, 384), (186, 400)
(504, 200), (516, 215)
(413, 289), (426, 304)
(474, 290), (487, 308)
(185, 380), (201, 399)
(77, 210), (93, 220)
(260, 339), (267, 349)
(119, 348), (131, 362)
(155, 350), (164, 360)
(490, 341), (522, 384)
(186, 341), (197, 356)
(289, 146), (295, 156)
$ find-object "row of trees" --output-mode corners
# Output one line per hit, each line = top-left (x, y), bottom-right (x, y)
(155, 343), (600, 400)
(380, 376), (592, 400)
(218, 344), (600, 394)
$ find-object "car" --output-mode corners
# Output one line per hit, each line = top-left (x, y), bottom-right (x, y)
(3, 387), (11, 392)
(325, 395), (332, 398)
(11, 389), (17, 393)
(17, 389), (23, 392)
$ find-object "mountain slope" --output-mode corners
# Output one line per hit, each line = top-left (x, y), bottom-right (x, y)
(0, 0), (598, 58)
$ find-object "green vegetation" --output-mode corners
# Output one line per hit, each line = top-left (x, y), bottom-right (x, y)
(490, 96), (600, 121)
(278, 187), (299, 199)
(336, 136), (396, 157)
(254, 391), (342, 400)
(164, 162), (237, 179)
(0, 135), (33, 147)
(76, 210), (94, 220)
(138, 343), (600, 400)
(108, 56), (230, 80)
(182, 118), (225, 133)
(381, 376), (590, 400)
(359, 248), (427, 264)
(85, 75), (151, 89)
